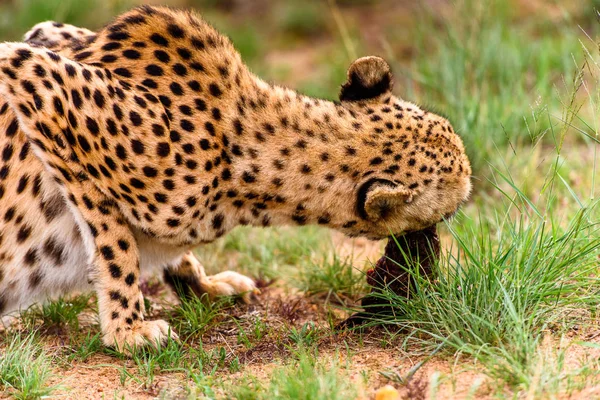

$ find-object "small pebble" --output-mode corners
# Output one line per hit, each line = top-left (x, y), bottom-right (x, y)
(375, 385), (400, 400)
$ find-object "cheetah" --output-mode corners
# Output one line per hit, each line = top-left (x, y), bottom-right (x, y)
(0, 5), (471, 351)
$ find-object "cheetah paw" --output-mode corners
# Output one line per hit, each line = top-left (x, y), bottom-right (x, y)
(103, 319), (178, 353)
(204, 271), (259, 303)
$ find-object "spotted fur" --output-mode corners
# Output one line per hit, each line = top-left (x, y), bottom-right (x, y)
(0, 6), (471, 351)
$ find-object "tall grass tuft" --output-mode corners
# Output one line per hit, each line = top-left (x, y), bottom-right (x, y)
(364, 132), (600, 391)
(0, 332), (56, 400)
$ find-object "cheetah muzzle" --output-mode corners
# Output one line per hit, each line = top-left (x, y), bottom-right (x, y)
(0, 5), (471, 353)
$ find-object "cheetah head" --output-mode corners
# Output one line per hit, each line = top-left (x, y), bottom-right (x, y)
(337, 56), (471, 240)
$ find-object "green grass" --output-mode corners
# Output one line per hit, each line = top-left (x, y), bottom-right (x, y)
(402, 0), (597, 172)
(169, 293), (233, 339)
(65, 332), (103, 362)
(292, 253), (368, 303)
(229, 349), (359, 400)
(20, 294), (93, 333)
(0, 332), (56, 400)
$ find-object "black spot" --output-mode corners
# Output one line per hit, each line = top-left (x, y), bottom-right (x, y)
(93, 90), (105, 108)
(370, 157), (383, 165)
(142, 78), (158, 89)
(292, 214), (307, 225)
(129, 111), (142, 126)
(71, 89), (83, 110)
(116, 144), (127, 160)
(318, 215), (331, 224)
(125, 273), (135, 286)
(169, 130), (181, 142)
(100, 245), (115, 261)
(114, 68), (132, 78)
(154, 50), (170, 63)
(64, 64), (77, 77)
(85, 117), (100, 135)
(172, 63), (187, 76)
(117, 240), (130, 251)
(209, 83), (222, 97)
(4, 207), (15, 222)
(170, 82), (184, 95)
(23, 248), (38, 266)
(102, 42), (122, 51)
(180, 119), (194, 132)
(16, 225), (32, 243)
(199, 139), (210, 150)
(205, 122), (215, 136)
(156, 142), (170, 157)
(131, 140), (145, 154)
(177, 48), (191, 59)
(108, 31), (130, 41)
(145, 64), (164, 76)
(187, 80), (201, 92)
(101, 54), (117, 63)
(53, 96), (64, 116)
(212, 213), (224, 230)
(242, 172), (256, 183)
(167, 23), (185, 39)
(19, 142), (29, 160)
(2, 144), (13, 162)
(123, 49), (141, 59)
(150, 33), (169, 46)
(109, 263), (122, 278)
(191, 37), (205, 49)
(130, 178), (145, 189)
(143, 166), (158, 177)
(5, 118), (18, 137)
(190, 61), (205, 72)
(186, 196), (197, 207)
(16, 175), (29, 193)
(29, 271), (42, 288)
(20, 80), (36, 94)
(155, 193), (168, 203)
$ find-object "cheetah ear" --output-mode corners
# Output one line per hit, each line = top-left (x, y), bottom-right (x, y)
(340, 56), (393, 102)
(357, 179), (413, 221)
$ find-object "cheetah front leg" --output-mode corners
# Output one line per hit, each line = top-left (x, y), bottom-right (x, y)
(73, 186), (178, 350)
(0, 43), (178, 351)
(164, 251), (258, 304)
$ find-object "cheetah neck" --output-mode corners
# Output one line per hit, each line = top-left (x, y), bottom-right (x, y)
(226, 78), (368, 232)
